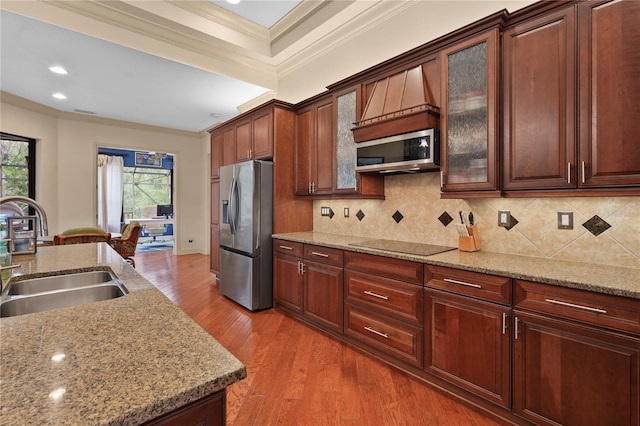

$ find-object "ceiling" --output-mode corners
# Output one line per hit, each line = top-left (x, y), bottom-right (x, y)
(0, 1), (305, 133)
(0, 1), (535, 134)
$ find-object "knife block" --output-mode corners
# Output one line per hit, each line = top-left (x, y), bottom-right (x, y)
(458, 224), (480, 252)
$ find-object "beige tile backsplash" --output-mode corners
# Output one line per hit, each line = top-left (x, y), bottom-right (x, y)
(313, 173), (640, 269)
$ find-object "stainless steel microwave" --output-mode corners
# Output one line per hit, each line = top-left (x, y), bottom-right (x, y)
(355, 129), (439, 173)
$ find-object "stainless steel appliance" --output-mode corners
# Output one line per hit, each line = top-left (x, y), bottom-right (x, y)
(349, 239), (455, 257)
(355, 129), (439, 174)
(219, 160), (273, 311)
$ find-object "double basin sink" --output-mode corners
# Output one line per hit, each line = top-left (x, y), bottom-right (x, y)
(0, 270), (128, 318)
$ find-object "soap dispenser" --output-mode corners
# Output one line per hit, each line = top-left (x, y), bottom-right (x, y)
(0, 239), (12, 282)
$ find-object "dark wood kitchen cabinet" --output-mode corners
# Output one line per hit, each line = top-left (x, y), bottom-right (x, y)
(502, 7), (576, 191)
(344, 252), (424, 367)
(513, 279), (640, 425)
(440, 29), (501, 198)
(221, 127), (235, 166)
(503, 0), (640, 195)
(142, 389), (225, 426)
(578, 0), (640, 189)
(295, 95), (334, 197)
(210, 179), (220, 275)
(273, 241), (304, 313)
(273, 240), (343, 333)
(424, 266), (511, 408)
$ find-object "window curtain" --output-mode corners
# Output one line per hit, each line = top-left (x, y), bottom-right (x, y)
(97, 154), (124, 233)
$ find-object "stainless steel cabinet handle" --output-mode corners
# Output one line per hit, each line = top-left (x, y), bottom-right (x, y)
(312, 182), (316, 193)
(502, 312), (507, 335)
(308, 182), (312, 194)
(567, 162), (571, 184)
(545, 298), (607, 314)
(440, 171), (444, 189)
(443, 278), (482, 289)
(297, 260), (301, 274)
(279, 245), (293, 250)
(581, 161), (586, 184)
(514, 316), (519, 340)
(364, 290), (389, 300)
(311, 251), (329, 258)
(364, 326), (388, 339)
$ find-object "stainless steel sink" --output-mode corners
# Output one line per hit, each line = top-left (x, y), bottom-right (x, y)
(7, 270), (115, 295)
(0, 270), (128, 318)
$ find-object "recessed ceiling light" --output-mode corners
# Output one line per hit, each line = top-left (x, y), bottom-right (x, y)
(226, 0), (240, 4)
(49, 66), (68, 75)
(52, 93), (67, 100)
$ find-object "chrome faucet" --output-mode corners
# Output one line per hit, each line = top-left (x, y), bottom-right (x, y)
(0, 195), (49, 237)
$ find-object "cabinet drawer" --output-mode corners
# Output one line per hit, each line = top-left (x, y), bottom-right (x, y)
(515, 280), (640, 335)
(426, 266), (511, 305)
(345, 252), (423, 285)
(304, 244), (343, 267)
(274, 240), (303, 257)
(344, 303), (423, 367)
(345, 270), (423, 326)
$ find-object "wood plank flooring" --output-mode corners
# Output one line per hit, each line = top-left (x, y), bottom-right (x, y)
(134, 251), (503, 425)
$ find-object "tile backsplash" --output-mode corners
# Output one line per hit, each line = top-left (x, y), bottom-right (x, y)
(313, 173), (640, 269)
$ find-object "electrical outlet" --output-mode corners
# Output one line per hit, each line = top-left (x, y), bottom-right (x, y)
(557, 212), (573, 230)
(344, 207), (349, 218)
(498, 211), (511, 227)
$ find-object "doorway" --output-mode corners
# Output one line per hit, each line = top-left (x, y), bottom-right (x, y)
(97, 147), (175, 252)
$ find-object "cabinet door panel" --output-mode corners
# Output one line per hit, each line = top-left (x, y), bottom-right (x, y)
(210, 179), (220, 226)
(303, 260), (343, 333)
(314, 101), (334, 194)
(222, 128), (235, 166)
(503, 8), (576, 190)
(235, 120), (252, 162)
(514, 311), (639, 426)
(210, 132), (221, 178)
(579, 0), (640, 187)
(210, 225), (219, 274)
(252, 110), (273, 159)
(440, 29), (500, 193)
(295, 108), (313, 195)
(425, 290), (510, 408)
(274, 252), (303, 313)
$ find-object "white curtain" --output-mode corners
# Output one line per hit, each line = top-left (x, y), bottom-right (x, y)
(97, 154), (124, 233)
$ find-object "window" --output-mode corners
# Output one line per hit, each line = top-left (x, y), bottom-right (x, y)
(122, 166), (172, 218)
(0, 132), (35, 199)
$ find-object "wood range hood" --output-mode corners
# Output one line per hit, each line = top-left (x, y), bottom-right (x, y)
(352, 65), (440, 143)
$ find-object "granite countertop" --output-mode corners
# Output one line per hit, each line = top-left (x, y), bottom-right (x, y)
(0, 243), (246, 425)
(273, 231), (640, 300)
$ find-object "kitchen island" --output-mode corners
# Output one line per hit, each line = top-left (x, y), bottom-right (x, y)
(0, 243), (246, 425)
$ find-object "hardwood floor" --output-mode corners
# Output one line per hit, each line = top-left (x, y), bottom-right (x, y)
(134, 251), (503, 425)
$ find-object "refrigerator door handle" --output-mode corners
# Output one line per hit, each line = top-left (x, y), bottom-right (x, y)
(228, 177), (237, 235)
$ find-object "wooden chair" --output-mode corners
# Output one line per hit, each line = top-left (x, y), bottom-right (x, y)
(53, 227), (111, 245)
(109, 221), (142, 267)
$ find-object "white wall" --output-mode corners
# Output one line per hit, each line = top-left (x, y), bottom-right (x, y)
(0, 101), (209, 255)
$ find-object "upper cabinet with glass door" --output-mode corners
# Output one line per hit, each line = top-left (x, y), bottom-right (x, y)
(333, 87), (384, 199)
(440, 29), (501, 198)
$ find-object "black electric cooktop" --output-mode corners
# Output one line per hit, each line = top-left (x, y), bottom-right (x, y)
(349, 239), (456, 257)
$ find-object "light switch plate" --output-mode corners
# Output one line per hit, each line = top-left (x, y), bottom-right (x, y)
(557, 211), (573, 230)
(344, 207), (349, 218)
(498, 211), (511, 227)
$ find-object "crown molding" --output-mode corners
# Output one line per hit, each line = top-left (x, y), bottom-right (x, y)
(274, 1), (415, 79)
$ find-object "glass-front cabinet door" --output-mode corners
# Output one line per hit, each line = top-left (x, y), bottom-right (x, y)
(440, 29), (500, 197)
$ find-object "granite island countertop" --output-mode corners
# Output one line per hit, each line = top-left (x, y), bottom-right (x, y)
(0, 243), (246, 425)
(273, 231), (640, 300)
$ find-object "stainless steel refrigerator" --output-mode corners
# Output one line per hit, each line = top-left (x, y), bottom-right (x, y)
(219, 160), (273, 311)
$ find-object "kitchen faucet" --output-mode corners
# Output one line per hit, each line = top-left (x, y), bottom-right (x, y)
(0, 195), (49, 237)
